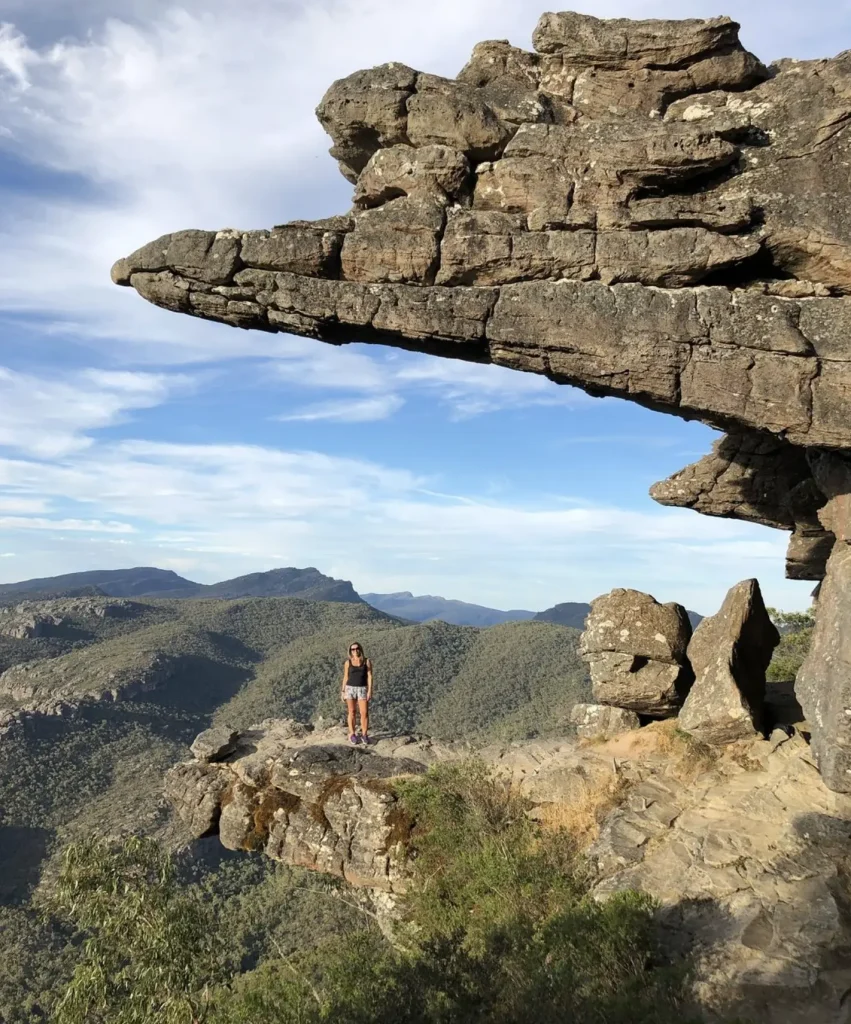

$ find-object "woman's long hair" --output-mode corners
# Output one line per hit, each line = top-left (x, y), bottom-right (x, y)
(348, 641), (367, 665)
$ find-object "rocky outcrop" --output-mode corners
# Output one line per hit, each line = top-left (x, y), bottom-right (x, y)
(166, 720), (427, 891)
(110, 10), (851, 789)
(0, 698), (77, 738)
(166, 719), (851, 1024)
(0, 650), (176, 704)
(678, 579), (779, 745)
(0, 597), (138, 639)
(590, 730), (851, 1024)
(578, 588), (692, 716)
(650, 434), (833, 582)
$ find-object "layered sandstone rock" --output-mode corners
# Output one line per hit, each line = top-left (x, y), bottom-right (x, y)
(166, 720), (427, 891)
(111, 10), (851, 788)
(678, 579), (780, 745)
(797, 454), (851, 791)
(578, 588), (692, 716)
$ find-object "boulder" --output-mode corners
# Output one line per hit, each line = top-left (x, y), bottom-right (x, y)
(585, 654), (685, 718)
(579, 588), (693, 716)
(190, 726), (239, 762)
(570, 703), (640, 740)
(679, 579), (780, 746)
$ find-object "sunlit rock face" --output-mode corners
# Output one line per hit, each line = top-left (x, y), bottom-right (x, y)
(113, 10), (851, 789)
(167, 719), (851, 1024)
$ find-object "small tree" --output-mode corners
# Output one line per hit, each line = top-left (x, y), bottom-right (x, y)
(766, 607), (816, 682)
(52, 836), (224, 1024)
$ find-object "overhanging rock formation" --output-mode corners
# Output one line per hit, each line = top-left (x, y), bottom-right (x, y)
(113, 11), (851, 790)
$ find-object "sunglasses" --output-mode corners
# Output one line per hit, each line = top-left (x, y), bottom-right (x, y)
(350, 646), (361, 652)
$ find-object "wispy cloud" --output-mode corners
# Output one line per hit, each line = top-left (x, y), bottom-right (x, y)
(0, 515), (134, 533)
(0, 435), (808, 612)
(0, 366), (191, 456)
(270, 348), (587, 419)
(278, 394), (405, 423)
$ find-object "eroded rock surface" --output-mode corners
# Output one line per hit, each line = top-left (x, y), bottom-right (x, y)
(166, 721), (428, 891)
(111, 10), (851, 790)
(591, 731), (851, 1024)
(166, 719), (851, 1024)
(570, 702), (640, 739)
(678, 579), (780, 746)
(578, 588), (692, 716)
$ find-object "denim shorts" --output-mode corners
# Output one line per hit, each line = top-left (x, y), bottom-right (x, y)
(344, 685), (368, 700)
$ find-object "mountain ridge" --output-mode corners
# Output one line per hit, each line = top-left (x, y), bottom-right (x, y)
(0, 569), (703, 628)
(0, 567), (362, 605)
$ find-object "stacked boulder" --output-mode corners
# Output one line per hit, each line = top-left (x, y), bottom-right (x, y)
(577, 589), (693, 728)
(577, 580), (779, 746)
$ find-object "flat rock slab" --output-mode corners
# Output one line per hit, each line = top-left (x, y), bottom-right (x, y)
(570, 702), (640, 739)
(190, 727), (239, 762)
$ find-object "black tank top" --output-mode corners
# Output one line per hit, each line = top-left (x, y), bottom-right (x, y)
(348, 659), (368, 687)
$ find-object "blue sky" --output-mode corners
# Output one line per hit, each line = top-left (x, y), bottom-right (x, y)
(0, 0), (847, 614)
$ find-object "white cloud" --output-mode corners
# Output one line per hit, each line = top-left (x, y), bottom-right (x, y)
(0, 436), (812, 612)
(0, 496), (47, 513)
(0, 365), (191, 456)
(0, 515), (134, 533)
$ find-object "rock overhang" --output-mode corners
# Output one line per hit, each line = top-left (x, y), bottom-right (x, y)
(112, 9), (851, 787)
(111, 10), (851, 467)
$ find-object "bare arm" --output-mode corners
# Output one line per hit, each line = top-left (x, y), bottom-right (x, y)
(341, 660), (349, 698)
(367, 660), (373, 699)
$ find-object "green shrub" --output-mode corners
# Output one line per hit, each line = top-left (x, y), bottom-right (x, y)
(52, 836), (225, 1024)
(50, 765), (699, 1024)
(766, 607), (815, 683)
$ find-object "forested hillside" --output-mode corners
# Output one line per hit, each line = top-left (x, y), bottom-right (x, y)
(0, 594), (588, 1021)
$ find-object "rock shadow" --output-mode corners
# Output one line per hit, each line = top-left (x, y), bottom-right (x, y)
(0, 823), (52, 904)
(142, 655), (254, 716)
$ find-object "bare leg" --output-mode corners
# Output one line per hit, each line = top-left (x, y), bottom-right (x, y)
(346, 698), (357, 737)
(358, 698), (369, 739)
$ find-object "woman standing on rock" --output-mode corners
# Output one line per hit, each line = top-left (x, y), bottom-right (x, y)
(341, 642), (372, 745)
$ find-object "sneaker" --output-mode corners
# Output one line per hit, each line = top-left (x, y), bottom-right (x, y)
(360, 735), (370, 746)
(349, 734), (360, 745)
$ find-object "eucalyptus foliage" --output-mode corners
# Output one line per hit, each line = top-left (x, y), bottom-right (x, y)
(53, 836), (224, 1024)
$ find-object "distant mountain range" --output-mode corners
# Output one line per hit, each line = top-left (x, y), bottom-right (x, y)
(0, 567), (702, 628)
(361, 592), (538, 627)
(0, 566), (362, 605)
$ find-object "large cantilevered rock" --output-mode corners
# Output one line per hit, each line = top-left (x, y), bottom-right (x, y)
(111, 14), (851, 450)
(112, 10), (851, 790)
